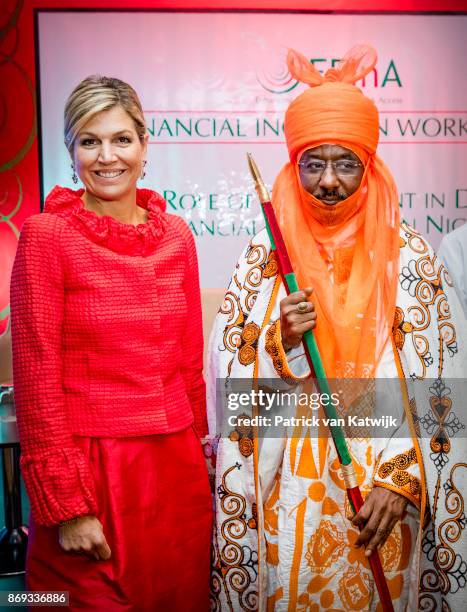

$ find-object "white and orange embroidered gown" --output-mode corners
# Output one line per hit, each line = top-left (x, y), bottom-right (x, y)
(207, 224), (466, 611)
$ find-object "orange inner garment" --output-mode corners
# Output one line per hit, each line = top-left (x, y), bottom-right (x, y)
(272, 144), (400, 378)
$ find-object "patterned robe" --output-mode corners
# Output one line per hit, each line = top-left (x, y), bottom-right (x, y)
(206, 223), (466, 611)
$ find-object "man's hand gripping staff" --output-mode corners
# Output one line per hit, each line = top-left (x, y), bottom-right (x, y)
(247, 153), (395, 612)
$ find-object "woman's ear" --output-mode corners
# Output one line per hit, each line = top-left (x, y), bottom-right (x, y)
(142, 132), (149, 156)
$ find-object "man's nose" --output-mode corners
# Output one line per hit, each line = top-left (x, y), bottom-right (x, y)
(97, 142), (117, 163)
(318, 163), (339, 190)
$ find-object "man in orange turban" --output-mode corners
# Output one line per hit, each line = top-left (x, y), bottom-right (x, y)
(208, 45), (466, 611)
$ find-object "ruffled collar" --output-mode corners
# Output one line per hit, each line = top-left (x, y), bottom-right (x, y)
(44, 186), (168, 256)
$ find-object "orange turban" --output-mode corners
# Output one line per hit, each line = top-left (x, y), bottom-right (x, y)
(272, 45), (400, 378)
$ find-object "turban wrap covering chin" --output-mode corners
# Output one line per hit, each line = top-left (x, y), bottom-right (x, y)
(272, 45), (400, 378)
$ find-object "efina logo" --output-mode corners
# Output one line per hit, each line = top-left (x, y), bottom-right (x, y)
(256, 55), (402, 93)
(255, 60), (299, 94)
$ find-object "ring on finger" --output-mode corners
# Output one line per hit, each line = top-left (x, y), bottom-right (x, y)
(377, 527), (390, 538)
(297, 301), (308, 313)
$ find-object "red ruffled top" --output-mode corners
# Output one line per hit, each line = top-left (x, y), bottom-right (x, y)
(10, 187), (208, 525)
(44, 186), (168, 256)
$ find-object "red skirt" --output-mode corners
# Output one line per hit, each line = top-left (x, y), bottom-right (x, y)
(26, 426), (213, 611)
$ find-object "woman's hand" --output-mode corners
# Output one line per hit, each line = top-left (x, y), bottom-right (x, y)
(58, 516), (111, 561)
(280, 288), (316, 351)
(352, 487), (408, 556)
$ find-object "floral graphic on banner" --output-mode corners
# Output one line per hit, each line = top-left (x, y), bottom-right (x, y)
(0, 0), (37, 334)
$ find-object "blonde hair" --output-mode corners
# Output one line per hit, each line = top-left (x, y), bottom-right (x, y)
(64, 75), (146, 153)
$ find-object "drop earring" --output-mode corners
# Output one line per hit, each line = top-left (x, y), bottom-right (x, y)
(71, 163), (78, 184)
(140, 160), (147, 180)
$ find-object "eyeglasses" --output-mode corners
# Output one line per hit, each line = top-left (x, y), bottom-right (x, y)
(298, 158), (363, 177)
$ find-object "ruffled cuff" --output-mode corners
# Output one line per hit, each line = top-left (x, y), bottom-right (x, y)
(20, 447), (98, 526)
(372, 447), (421, 510)
(265, 320), (310, 385)
(193, 412), (209, 438)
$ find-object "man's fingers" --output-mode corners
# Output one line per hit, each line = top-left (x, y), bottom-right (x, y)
(377, 517), (398, 551)
(355, 508), (383, 548)
(292, 321), (316, 336)
(364, 515), (396, 556)
(385, 518), (398, 544)
(293, 287), (313, 300)
(283, 303), (315, 317)
(283, 321), (317, 348)
(352, 495), (374, 530)
(281, 288), (314, 307)
(284, 308), (317, 325)
(285, 315), (317, 333)
(282, 294), (315, 315)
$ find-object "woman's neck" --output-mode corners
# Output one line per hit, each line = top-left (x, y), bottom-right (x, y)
(82, 190), (148, 226)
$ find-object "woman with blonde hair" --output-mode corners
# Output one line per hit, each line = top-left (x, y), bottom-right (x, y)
(10, 75), (212, 610)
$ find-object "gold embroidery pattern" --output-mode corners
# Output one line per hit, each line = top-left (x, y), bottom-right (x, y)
(265, 320), (297, 385)
(305, 520), (346, 572)
(378, 448), (421, 498)
(220, 288), (245, 353)
(379, 524), (403, 572)
(237, 322), (261, 366)
(429, 392), (452, 455)
(218, 237), (274, 375)
(248, 503), (258, 530)
(399, 249), (458, 378)
(393, 306), (414, 350)
(263, 250), (278, 279)
(420, 379), (464, 471)
(402, 221), (429, 255)
(419, 463), (467, 606)
(392, 471), (421, 495)
(229, 414), (254, 458)
(338, 565), (372, 611)
(218, 239), (279, 376)
(378, 447), (417, 478)
(218, 268), (247, 378)
(210, 464), (258, 611)
(377, 448), (421, 499)
(244, 243), (268, 312)
(437, 463), (467, 591)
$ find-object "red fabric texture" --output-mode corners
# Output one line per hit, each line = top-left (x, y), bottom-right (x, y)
(26, 428), (213, 611)
(10, 187), (208, 525)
